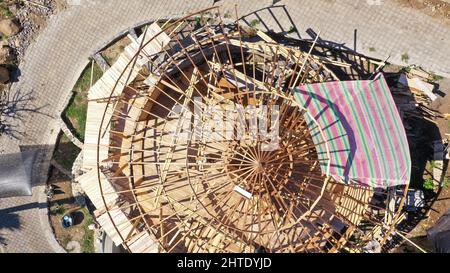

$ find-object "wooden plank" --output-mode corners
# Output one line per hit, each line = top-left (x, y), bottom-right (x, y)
(128, 232), (160, 253)
(77, 169), (118, 210)
(96, 207), (133, 246)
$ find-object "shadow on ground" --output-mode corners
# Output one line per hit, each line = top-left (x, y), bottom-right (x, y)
(1, 86), (52, 141)
(0, 143), (58, 246)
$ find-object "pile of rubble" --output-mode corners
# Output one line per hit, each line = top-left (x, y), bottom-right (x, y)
(392, 66), (450, 189)
(9, 0), (56, 62)
(5, 0), (57, 62)
(0, 13), (19, 85)
(392, 66), (444, 129)
(0, 1), (57, 73)
(398, 0), (450, 20)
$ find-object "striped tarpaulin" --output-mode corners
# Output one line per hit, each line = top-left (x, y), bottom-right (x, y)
(294, 74), (411, 188)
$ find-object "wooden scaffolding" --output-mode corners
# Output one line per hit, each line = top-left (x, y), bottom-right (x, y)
(77, 7), (409, 253)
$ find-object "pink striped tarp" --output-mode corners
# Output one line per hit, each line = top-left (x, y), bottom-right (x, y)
(294, 74), (411, 188)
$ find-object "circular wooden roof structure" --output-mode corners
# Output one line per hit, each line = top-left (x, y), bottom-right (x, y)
(78, 7), (409, 253)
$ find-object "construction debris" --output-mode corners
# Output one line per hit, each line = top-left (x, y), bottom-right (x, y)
(398, 73), (437, 101)
(0, 18), (21, 37)
(394, 67), (444, 129)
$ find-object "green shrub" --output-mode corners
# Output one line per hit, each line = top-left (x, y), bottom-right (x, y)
(423, 178), (434, 190)
(401, 52), (410, 63)
(81, 208), (95, 253)
(250, 19), (260, 28)
(442, 177), (450, 189)
(0, 3), (13, 19)
(51, 204), (66, 215)
(431, 73), (444, 82)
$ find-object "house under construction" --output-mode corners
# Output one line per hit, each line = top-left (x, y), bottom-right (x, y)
(77, 7), (412, 253)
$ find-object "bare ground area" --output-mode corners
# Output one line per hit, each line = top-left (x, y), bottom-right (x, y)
(48, 168), (95, 253)
(48, 134), (94, 253)
(395, 0), (450, 23)
(101, 35), (132, 66)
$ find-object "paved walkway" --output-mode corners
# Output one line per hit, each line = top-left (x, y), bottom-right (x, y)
(0, 190), (55, 253)
(0, 0), (449, 252)
(268, 0), (450, 76)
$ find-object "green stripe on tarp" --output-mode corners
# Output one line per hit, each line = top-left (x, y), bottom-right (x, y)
(294, 74), (411, 188)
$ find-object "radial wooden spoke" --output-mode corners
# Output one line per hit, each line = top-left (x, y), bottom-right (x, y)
(78, 8), (409, 254)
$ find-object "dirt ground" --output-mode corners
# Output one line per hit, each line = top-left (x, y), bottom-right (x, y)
(433, 78), (450, 138)
(102, 35), (132, 66)
(395, 0), (450, 23)
(48, 168), (94, 253)
(393, 183), (450, 253)
(415, 77), (450, 249)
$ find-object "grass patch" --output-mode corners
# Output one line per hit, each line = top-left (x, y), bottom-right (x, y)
(0, 3), (13, 19)
(73, 61), (103, 92)
(423, 176), (450, 191)
(81, 207), (95, 253)
(195, 16), (202, 27)
(431, 73), (444, 82)
(369, 47), (376, 52)
(401, 52), (410, 63)
(443, 177), (450, 190)
(51, 203), (66, 216)
(223, 11), (232, 19)
(401, 66), (412, 73)
(423, 178), (434, 190)
(61, 235), (72, 249)
(426, 160), (436, 171)
(63, 61), (103, 141)
(250, 19), (260, 28)
(102, 54), (114, 66)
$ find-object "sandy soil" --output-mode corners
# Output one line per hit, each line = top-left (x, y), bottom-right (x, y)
(102, 35), (132, 66)
(48, 169), (89, 253)
(395, 0), (450, 24)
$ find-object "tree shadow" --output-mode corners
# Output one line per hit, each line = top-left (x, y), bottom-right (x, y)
(0, 202), (47, 247)
(0, 87), (51, 140)
(0, 211), (20, 247)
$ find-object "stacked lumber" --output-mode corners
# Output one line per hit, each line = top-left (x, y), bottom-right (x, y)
(127, 231), (160, 253)
(83, 101), (111, 170)
(78, 22), (172, 252)
(77, 169), (119, 209)
(82, 23), (170, 170)
(88, 23), (171, 100)
(394, 67), (443, 126)
(95, 206), (133, 246)
(78, 169), (131, 246)
(78, 169), (161, 251)
(398, 73), (437, 101)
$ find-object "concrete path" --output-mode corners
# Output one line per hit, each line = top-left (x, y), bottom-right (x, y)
(0, 0), (449, 252)
(264, 0), (450, 76)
